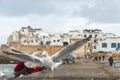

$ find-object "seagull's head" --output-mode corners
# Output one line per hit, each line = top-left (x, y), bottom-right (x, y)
(42, 51), (49, 57)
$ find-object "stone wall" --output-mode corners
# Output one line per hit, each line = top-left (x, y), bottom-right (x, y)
(19, 45), (63, 55)
(2, 43), (63, 55)
(1, 41), (88, 56)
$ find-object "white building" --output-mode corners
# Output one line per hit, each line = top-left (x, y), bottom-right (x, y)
(12, 31), (20, 42)
(8, 26), (50, 45)
(19, 26), (42, 45)
(37, 30), (50, 46)
(92, 37), (120, 53)
(8, 26), (71, 46)
(102, 33), (116, 37)
(83, 29), (103, 38)
(49, 34), (70, 46)
(20, 36), (39, 45)
(68, 30), (82, 38)
(82, 29), (120, 53)
(50, 35), (63, 46)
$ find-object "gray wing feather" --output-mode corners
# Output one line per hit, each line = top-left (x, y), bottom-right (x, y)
(52, 37), (90, 60)
(11, 49), (23, 53)
(3, 51), (42, 64)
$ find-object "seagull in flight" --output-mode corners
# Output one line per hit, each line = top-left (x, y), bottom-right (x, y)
(3, 37), (91, 78)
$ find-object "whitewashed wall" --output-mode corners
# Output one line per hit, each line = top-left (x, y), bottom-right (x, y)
(92, 37), (120, 53)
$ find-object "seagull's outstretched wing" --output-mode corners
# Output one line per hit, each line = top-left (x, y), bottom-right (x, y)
(2, 51), (43, 64)
(51, 37), (91, 60)
(11, 48), (24, 53)
(11, 48), (40, 56)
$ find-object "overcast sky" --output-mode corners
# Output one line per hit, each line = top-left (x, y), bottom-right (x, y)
(0, 0), (120, 45)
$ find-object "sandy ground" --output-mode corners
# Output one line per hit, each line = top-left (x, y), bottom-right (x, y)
(8, 58), (120, 80)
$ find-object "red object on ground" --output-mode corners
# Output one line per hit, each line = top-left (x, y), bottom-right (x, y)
(27, 66), (41, 73)
(14, 61), (41, 74)
(14, 61), (25, 71)
(34, 66), (41, 72)
(27, 68), (34, 73)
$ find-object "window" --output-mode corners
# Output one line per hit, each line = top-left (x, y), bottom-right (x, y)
(89, 35), (92, 38)
(46, 41), (50, 45)
(102, 43), (107, 48)
(36, 40), (38, 42)
(43, 36), (45, 38)
(40, 41), (43, 45)
(117, 43), (120, 50)
(53, 40), (56, 42)
(24, 40), (26, 42)
(94, 46), (96, 49)
(94, 39), (97, 43)
(84, 35), (87, 37)
(63, 42), (68, 46)
(57, 40), (60, 42)
(116, 43), (120, 50)
(95, 35), (97, 38)
(111, 43), (116, 48)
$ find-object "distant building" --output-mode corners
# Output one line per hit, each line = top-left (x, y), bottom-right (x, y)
(8, 26), (50, 45)
(83, 29), (103, 38)
(7, 26), (72, 46)
(82, 29), (120, 53)
(8, 26), (120, 53)
(49, 35), (63, 46)
(92, 37), (120, 53)
(68, 30), (82, 38)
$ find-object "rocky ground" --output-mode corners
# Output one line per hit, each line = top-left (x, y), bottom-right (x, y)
(7, 58), (120, 80)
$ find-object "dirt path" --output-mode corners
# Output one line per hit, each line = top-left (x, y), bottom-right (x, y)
(8, 59), (120, 80)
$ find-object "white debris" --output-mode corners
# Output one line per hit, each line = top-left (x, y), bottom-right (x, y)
(0, 71), (7, 80)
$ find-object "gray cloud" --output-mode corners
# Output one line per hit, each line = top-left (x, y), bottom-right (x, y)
(0, 0), (119, 23)
(74, 0), (120, 23)
(0, 0), (95, 16)
(0, 0), (57, 16)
